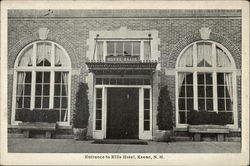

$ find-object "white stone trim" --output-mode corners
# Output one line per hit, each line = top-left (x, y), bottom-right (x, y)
(199, 27), (211, 40)
(86, 26), (160, 140)
(86, 26), (161, 62)
(37, 28), (49, 40)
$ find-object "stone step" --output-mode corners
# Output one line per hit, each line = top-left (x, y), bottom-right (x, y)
(56, 129), (73, 135)
(8, 133), (25, 138)
(170, 136), (193, 142)
(56, 131), (73, 135)
(202, 137), (216, 141)
(55, 134), (74, 139)
(92, 139), (148, 145)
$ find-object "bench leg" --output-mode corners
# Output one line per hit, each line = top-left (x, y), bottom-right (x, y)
(194, 134), (201, 141)
(217, 134), (224, 142)
(23, 131), (30, 138)
(45, 131), (52, 138)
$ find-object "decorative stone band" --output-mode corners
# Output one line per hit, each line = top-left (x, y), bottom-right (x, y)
(86, 61), (157, 75)
(106, 56), (140, 62)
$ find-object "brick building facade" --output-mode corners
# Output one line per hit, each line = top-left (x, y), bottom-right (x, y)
(8, 10), (241, 140)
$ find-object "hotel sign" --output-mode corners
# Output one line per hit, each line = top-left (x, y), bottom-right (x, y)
(106, 56), (140, 62)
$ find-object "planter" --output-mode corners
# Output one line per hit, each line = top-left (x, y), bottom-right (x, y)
(73, 128), (88, 140)
(154, 130), (172, 142)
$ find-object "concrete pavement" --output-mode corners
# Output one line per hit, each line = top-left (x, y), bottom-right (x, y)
(8, 138), (241, 153)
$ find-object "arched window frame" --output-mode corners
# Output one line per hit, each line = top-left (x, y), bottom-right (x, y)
(11, 41), (71, 126)
(175, 40), (238, 129)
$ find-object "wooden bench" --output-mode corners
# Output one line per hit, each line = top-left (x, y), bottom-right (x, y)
(18, 122), (56, 138)
(188, 125), (229, 142)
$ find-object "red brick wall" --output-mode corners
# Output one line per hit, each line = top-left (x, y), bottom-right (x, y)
(7, 10), (242, 130)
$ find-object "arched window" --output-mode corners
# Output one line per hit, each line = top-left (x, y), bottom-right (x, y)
(176, 41), (237, 128)
(12, 41), (71, 125)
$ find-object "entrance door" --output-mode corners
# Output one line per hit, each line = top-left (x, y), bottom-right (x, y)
(107, 88), (139, 139)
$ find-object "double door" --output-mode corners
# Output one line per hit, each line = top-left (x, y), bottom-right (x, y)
(106, 88), (139, 139)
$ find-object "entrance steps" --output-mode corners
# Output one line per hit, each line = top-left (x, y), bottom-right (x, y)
(170, 136), (193, 142)
(170, 128), (193, 142)
(54, 126), (74, 139)
(55, 134), (74, 139)
(92, 139), (148, 145)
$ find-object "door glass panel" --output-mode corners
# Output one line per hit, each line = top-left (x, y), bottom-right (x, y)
(144, 121), (150, 131)
(144, 89), (150, 98)
(144, 100), (150, 109)
(96, 120), (102, 130)
(95, 88), (102, 130)
(143, 89), (150, 131)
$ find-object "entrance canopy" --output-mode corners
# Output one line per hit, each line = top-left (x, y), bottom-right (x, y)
(86, 61), (158, 75)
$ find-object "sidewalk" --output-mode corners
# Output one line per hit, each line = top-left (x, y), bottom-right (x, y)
(8, 138), (241, 153)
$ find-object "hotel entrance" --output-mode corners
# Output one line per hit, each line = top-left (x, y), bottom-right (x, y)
(106, 88), (139, 139)
(86, 53), (157, 140)
(92, 77), (154, 140)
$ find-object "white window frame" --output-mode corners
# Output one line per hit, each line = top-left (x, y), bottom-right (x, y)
(175, 41), (238, 129)
(86, 27), (160, 62)
(11, 41), (71, 126)
(96, 40), (150, 61)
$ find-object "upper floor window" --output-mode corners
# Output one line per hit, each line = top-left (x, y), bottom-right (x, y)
(87, 27), (160, 64)
(176, 41), (237, 128)
(12, 41), (71, 125)
(95, 40), (151, 62)
(107, 41), (140, 57)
